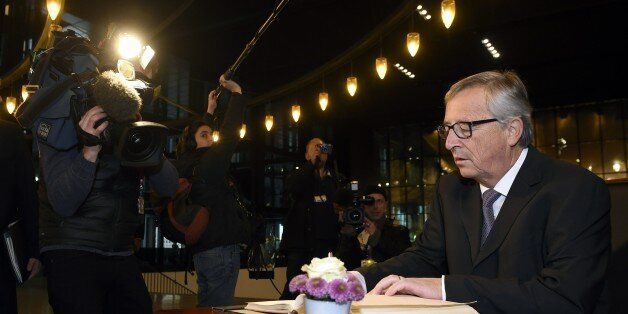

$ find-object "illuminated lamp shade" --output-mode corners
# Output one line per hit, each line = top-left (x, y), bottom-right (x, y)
(441, 0), (456, 29)
(239, 124), (247, 139)
(117, 59), (136, 80)
(613, 161), (622, 172)
(5, 96), (17, 114)
(21, 86), (29, 101)
(212, 130), (220, 143)
(46, 0), (61, 21)
(291, 105), (301, 122)
(318, 92), (329, 111)
(406, 32), (420, 57)
(375, 57), (387, 80)
(139, 45), (155, 70)
(117, 34), (142, 60)
(265, 115), (274, 131)
(346, 76), (358, 97)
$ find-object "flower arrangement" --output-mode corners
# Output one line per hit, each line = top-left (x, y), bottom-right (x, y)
(288, 256), (366, 304)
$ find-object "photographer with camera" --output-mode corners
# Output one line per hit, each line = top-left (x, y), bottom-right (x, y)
(174, 75), (248, 307)
(37, 71), (178, 314)
(279, 138), (341, 299)
(336, 185), (411, 270)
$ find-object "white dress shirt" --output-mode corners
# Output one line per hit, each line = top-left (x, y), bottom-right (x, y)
(351, 149), (529, 300)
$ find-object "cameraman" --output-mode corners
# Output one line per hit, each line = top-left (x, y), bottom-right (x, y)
(37, 71), (178, 314)
(279, 138), (341, 300)
(336, 185), (411, 270)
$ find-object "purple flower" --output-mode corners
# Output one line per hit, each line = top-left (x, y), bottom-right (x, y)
(347, 273), (359, 283)
(289, 274), (308, 293)
(347, 281), (365, 301)
(328, 279), (351, 303)
(305, 277), (328, 299)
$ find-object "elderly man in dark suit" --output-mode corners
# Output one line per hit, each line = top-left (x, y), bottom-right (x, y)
(352, 71), (610, 313)
(0, 117), (41, 314)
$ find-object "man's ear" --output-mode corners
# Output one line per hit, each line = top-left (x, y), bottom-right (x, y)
(506, 117), (524, 147)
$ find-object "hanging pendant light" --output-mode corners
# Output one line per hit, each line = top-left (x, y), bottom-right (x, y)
(5, 96), (17, 114)
(376, 57), (387, 80)
(212, 130), (220, 142)
(265, 114), (274, 131)
(46, 0), (61, 21)
(291, 105), (301, 122)
(346, 77), (357, 97)
(407, 33), (420, 57)
(21, 86), (29, 101)
(441, 0), (456, 29)
(318, 92), (329, 111)
(239, 124), (247, 139)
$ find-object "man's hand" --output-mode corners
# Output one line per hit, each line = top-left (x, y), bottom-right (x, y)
(369, 275), (442, 300)
(219, 75), (242, 94)
(79, 106), (108, 163)
(363, 217), (377, 235)
(207, 90), (218, 114)
(27, 258), (41, 280)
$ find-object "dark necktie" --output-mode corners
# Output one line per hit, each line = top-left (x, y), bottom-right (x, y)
(481, 188), (501, 246)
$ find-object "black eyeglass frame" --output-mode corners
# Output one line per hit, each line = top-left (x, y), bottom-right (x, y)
(437, 118), (499, 139)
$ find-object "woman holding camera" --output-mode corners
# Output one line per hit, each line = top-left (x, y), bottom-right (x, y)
(174, 75), (247, 307)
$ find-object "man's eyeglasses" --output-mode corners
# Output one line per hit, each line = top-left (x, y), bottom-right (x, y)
(437, 118), (498, 140)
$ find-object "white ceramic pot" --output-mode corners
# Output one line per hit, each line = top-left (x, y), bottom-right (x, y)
(304, 298), (351, 314)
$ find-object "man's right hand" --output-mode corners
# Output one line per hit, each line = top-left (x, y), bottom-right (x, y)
(79, 106), (108, 163)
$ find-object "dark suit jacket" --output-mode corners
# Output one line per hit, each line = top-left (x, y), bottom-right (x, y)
(0, 120), (39, 259)
(357, 147), (610, 313)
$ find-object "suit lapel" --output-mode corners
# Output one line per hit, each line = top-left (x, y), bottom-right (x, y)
(457, 180), (482, 263)
(473, 148), (544, 268)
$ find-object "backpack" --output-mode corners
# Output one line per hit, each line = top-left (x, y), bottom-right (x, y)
(157, 178), (210, 246)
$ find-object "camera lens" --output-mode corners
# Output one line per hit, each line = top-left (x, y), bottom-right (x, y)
(127, 129), (152, 155)
(345, 208), (364, 225)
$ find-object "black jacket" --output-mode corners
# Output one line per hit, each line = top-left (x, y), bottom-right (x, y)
(280, 162), (340, 252)
(0, 120), (39, 258)
(175, 93), (247, 252)
(336, 219), (411, 270)
(357, 147), (610, 313)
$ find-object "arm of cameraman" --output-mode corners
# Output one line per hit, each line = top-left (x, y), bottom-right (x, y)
(147, 157), (179, 198)
(38, 143), (97, 217)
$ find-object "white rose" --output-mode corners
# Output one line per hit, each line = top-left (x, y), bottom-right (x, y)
(301, 256), (347, 282)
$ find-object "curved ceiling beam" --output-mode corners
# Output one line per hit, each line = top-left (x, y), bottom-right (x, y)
(0, 0), (65, 89)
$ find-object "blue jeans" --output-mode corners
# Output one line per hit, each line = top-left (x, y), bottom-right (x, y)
(193, 244), (240, 307)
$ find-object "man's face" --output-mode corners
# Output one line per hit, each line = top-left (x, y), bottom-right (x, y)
(444, 86), (510, 183)
(364, 193), (387, 221)
(305, 138), (328, 163)
(194, 125), (214, 149)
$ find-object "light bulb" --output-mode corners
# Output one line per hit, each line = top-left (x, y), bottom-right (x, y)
(117, 34), (142, 60)
(265, 115), (274, 131)
(441, 0), (456, 29)
(319, 92), (329, 111)
(212, 130), (220, 142)
(407, 32), (420, 57)
(493, 53), (500, 58)
(375, 57), (387, 80)
(47, 0), (61, 21)
(346, 76), (357, 97)
(426, 15), (432, 20)
(420, 9), (427, 15)
(5, 96), (17, 114)
(613, 161), (622, 172)
(239, 124), (246, 139)
(291, 105), (301, 122)
(482, 39), (489, 44)
(21, 86), (29, 101)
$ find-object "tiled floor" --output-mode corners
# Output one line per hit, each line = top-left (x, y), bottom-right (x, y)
(16, 276), (263, 313)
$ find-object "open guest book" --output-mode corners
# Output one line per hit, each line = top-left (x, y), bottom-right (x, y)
(244, 294), (305, 313)
(352, 295), (477, 313)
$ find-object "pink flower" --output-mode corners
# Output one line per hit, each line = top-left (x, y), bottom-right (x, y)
(305, 277), (328, 299)
(347, 280), (365, 301)
(328, 279), (351, 303)
(288, 274), (308, 293)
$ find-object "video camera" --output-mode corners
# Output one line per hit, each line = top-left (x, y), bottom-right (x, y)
(14, 29), (167, 168)
(336, 182), (375, 227)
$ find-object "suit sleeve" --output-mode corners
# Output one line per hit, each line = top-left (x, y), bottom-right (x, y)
(445, 176), (611, 313)
(356, 178), (448, 289)
(196, 93), (246, 183)
(14, 131), (39, 258)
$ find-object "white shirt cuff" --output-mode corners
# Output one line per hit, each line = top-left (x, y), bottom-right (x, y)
(350, 271), (368, 292)
(441, 275), (447, 301)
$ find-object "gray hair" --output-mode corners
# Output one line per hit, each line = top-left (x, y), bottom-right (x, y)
(444, 70), (533, 147)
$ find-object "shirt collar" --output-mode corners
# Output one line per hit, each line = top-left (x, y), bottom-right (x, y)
(479, 148), (528, 196)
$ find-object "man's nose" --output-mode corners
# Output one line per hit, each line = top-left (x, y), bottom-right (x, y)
(445, 129), (460, 151)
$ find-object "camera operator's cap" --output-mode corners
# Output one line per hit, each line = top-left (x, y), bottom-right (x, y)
(362, 185), (387, 200)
